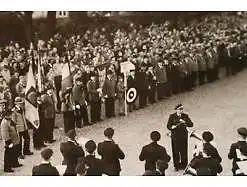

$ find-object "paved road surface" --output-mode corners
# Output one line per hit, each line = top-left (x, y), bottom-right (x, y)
(1, 68), (247, 176)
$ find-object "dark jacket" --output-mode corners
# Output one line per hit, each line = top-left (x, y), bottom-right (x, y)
(139, 142), (170, 171)
(32, 163), (59, 176)
(72, 84), (87, 106)
(87, 80), (100, 102)
(190, 157), (223, 176)
(41, 94), (56, 119)
(97, 140), (125, 175)
(228, 141), (247, 174)
(167, 112), (193, 140)
(84, 155), (103, 176)
(60, 141), (85, 176)
(102, 77), (116, 98)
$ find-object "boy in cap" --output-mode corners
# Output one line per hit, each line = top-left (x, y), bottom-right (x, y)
(228, 127), (247, 175)
(97, 127), (125, 175)
(60, 129), (85, 176)
(167, 104), (193, 171)
(139, 131), (170, 173)
(87, 72), (102, 123)
(11, 97), (33, 159)
(32, 148), (59, 176)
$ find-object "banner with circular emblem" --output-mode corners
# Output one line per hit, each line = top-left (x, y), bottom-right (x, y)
(126, 88), (138, 104)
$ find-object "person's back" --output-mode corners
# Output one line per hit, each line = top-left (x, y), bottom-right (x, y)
(139, 131), (171, 171)
(32, 148), (59, 176)
(84, 155), (103, 176)
(32, 163), (59, 176)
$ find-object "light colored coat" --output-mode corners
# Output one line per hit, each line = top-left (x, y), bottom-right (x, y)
(11, 107), (28, 133)
(1, 117), (20, 146)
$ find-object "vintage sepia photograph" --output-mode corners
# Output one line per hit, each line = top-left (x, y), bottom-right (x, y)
(0, 9), (247, 177)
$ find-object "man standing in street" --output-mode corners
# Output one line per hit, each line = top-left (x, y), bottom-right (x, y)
(139, 131), (171, 173)
(228, 127), (247, 175)
(60, 129), (85, 176)
(72, 77), (91, 127)
(167, 104), (193, 171)
(32, 148), (59, 176)
(11, 97), (33, 159)
(97, 127), (125, 176)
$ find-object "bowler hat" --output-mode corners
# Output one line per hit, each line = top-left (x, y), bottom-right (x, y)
(237, 127), (247, 137)
(202, 131), (214, 142)
(41, 148), (53, 160)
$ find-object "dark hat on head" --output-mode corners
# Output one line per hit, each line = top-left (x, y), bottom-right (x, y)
(175, 104), (183, 110)
(202, 131), (214, 142)
(150, 131), (161, 142)
(240, 143), (247, 156)
(89, 72), (97, 77)
(75, 77), (83, 82)
(41, 148), (53, 160)
(66, 129), (76, 139)
(14, 97), (24, 104)
(104, 127), (114, 138)
(237, 127), (247, 137)
(85, 140), (96, 154)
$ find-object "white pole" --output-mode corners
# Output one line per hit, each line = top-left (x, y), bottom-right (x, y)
(124, 72), (128, 116)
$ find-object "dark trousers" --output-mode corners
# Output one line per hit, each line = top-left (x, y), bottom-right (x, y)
(63, 111), (75, 133)
(33, 115), (45, 148)
(191, 71), (197, 87)
(105, 97), (115, 118)
(19, 130), (31, 156)
(157, 83), (165, 100)
(199, 71), (206, 85)
(75, 104), (90, 127)
(90, 101), (101, 123)
(172, 79), (181, 94)
(44, 118), (55, 142)
(172, 136), (188, 169)
(139, 91), (147, 108)
(4, 145), (19, 170)
(54, 75), (62, 112)
(148, 87), (156, 104)
(207, 69), (214, 83)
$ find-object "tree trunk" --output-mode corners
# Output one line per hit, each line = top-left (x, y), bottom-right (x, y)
(46, 11), (56, 40)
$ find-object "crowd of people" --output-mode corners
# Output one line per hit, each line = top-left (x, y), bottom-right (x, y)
(1, 12), (247, 175)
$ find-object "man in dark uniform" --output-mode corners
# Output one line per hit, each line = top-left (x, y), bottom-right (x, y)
(139, 131), (171, 172)
(97, 128), (125, 176)
(60, 129), (85, 176)
(72, 77), (90, 128)
(32, 148), (59, 176)
(127, 70), (137, 112)
(87, 73), (102, 124)
(102, 70), (117, 118)
(84, 140), (103, 176)
(167, 104), (193, 171)
(228, 127), (247, 175)
(136, 65), (149, 108)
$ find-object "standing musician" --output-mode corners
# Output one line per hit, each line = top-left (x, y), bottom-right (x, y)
(97, 128), (125, 176)
(228, 127), (247, 175)
(167, 104), (193, 171)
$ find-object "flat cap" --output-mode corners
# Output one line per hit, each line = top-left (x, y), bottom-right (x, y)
(175, 104), (183, 110)
(237, 127), (247, 136)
